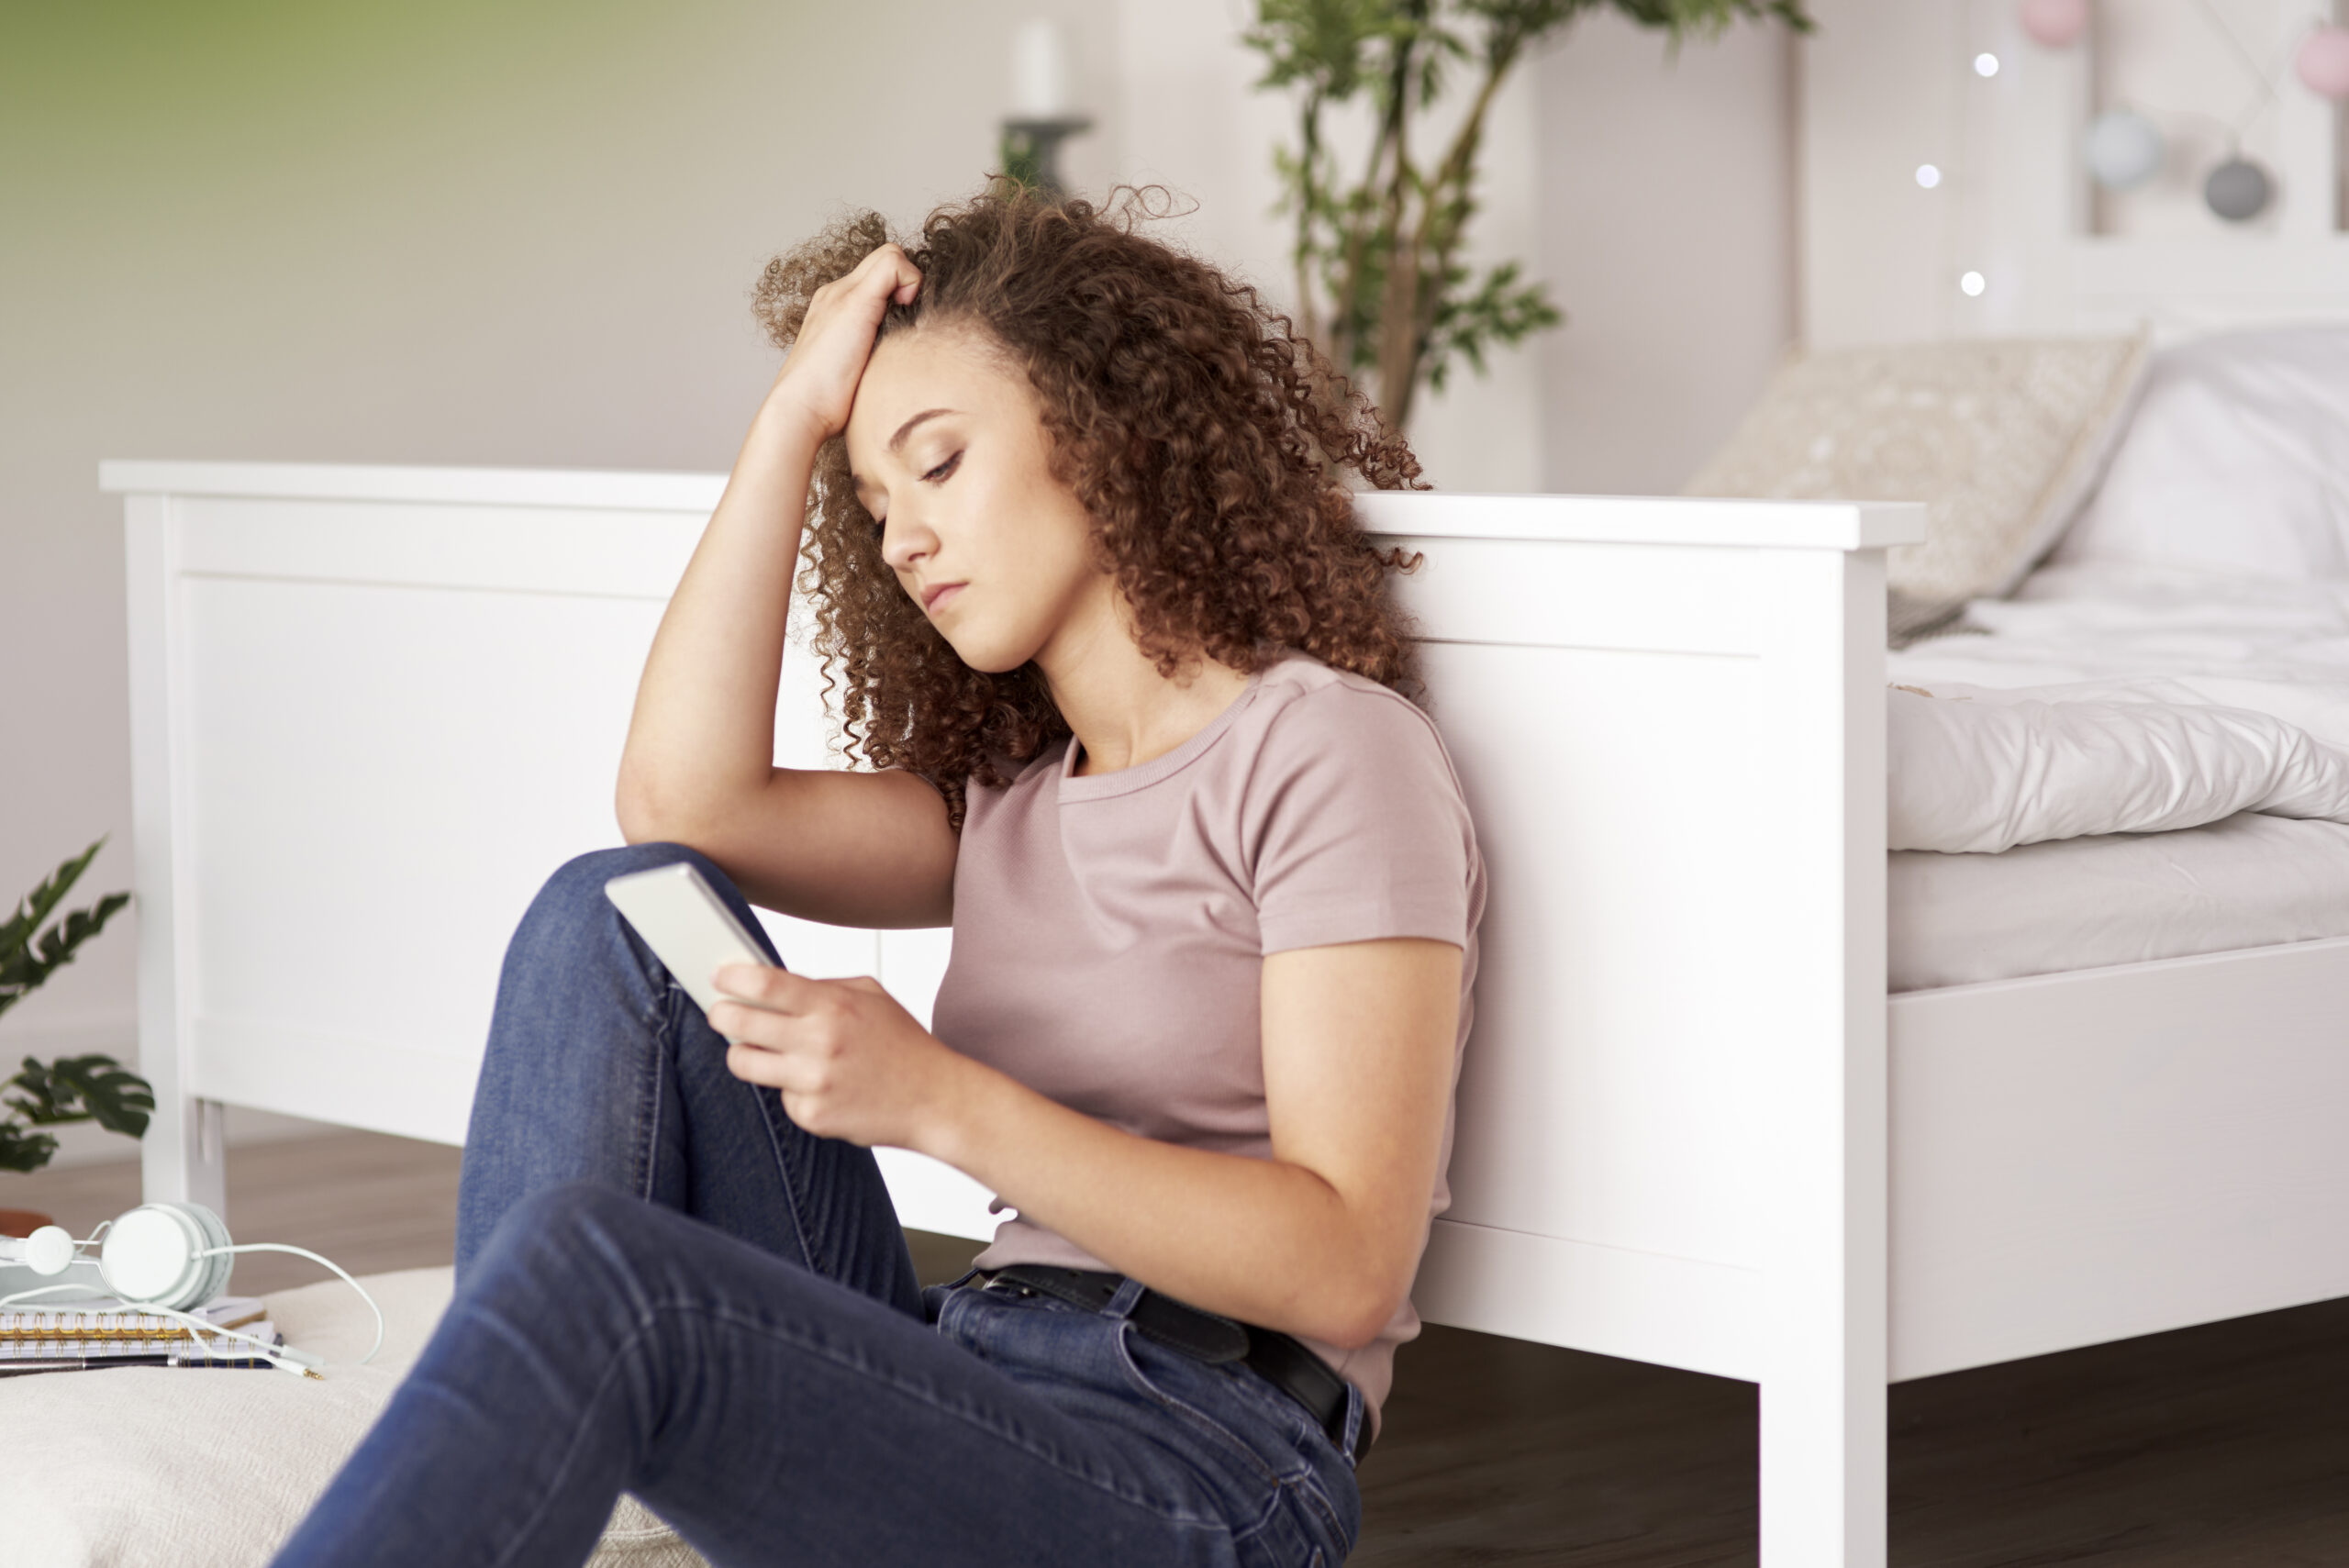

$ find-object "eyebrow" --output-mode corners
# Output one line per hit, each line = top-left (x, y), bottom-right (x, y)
(851, 407), (962, 501)
(889, 407), (959, 453)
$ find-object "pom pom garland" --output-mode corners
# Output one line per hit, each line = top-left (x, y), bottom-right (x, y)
(2019, 0), (2088, 49)
(2203, 157), (2273, 221)
(2083, 109), (2165, 191)
(2296, 27), (2349, 99)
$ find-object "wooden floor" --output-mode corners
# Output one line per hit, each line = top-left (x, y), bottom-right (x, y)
(10, 1132), (2349, 1565)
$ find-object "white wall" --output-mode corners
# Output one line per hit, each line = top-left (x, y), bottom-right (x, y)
(1801, 0), (2348, 347)
(1, 1), (1798, 1156)
(1527, 8), (1798, 495)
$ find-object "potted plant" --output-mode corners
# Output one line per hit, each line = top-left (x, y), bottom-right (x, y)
(0, 838), (150, 1240)
(1245, 0), (1813, 431)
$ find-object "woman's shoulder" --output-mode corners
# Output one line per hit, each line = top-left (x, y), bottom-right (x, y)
(1237, 652), (1482, 951)
(1247, 651), (1448, 757)
(1235, 653), (1471, 829)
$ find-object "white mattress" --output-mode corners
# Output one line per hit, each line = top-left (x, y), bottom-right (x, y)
(1887, 562), (2349, 993)
(1889, 812), (2349, 993)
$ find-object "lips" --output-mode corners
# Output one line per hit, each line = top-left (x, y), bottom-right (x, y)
(922, 582), (966, 612)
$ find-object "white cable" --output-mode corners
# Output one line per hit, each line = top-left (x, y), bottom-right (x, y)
(5, 1233), (384, 1368)
(139, 1300), (317, 1377)
(202, 1242), (384, 1365)
(0, 1281), (106, 1309)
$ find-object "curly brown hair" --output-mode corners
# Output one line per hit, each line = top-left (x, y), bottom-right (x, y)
(751, 183), (1428, 827)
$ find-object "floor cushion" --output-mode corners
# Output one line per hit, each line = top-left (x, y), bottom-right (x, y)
(0, 1266), (707, 1568)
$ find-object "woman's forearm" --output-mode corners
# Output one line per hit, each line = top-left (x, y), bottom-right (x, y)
(918, 1058), (1407, 1351)
(617, 398), (827, 834)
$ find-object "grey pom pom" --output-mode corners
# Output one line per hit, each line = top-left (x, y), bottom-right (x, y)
(2204, 158), (2273, 222)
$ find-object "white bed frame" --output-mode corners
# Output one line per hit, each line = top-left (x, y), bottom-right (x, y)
(104, 461), (2349, 1566)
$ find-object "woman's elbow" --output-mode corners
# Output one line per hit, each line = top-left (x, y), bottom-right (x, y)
(614, 768), (702, 848)
(1307, 1265), (1414, 1352)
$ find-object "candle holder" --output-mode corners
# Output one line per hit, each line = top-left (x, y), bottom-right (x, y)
(1000, 116), (1093, 198)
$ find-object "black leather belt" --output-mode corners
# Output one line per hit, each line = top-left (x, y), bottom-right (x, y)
(977, 1264), (1365, 1459)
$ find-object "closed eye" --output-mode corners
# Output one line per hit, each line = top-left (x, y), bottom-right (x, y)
(868, 451), (961, 544)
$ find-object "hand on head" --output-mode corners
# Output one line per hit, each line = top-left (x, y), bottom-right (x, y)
(770, 244), (922, 443)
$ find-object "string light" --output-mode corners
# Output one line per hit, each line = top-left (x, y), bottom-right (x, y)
(1960, 271), (1987, 296)
(1916, 163), (1943, 188)
(1974, 52), (2001, 77)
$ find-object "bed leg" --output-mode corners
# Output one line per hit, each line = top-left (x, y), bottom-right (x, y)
(1759, 1363), (1886, 1566)
(1753, 540), (1889, 1564)
(142, 1093), (228, 1216)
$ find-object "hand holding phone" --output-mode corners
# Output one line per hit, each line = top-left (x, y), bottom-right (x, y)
(603, 862), (776, 1038)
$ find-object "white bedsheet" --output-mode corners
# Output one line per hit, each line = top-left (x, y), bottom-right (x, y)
(1884, 562), (2349, 990)
(1888, 811), (2349, 992)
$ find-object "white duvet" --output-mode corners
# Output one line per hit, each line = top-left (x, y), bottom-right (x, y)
(1885, 562), (2349, 854)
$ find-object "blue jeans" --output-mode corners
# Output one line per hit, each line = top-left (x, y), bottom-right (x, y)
(269, 842), (1364, 1568)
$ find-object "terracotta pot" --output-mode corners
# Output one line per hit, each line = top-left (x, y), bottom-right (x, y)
(0, 1208), (57, 1238)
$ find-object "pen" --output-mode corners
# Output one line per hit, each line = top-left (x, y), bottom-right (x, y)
(0, 1354), (281, 1374)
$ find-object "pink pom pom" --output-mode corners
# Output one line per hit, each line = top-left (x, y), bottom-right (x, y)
(2019, 0), (2087, 48)
(2297, 27), (2349, 99)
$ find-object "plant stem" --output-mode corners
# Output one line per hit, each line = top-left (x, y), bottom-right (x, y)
(1293, 87), (1328, 350)
(1410, 39), (1522, 374)
(1373, 18), (1425, 426)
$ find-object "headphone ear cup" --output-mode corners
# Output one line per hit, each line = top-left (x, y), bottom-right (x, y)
(175, 1202), (235, 1308)
(98, 1202), (234, 1310)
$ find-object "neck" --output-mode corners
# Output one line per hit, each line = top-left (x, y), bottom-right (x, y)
(1034, 580), (1252, 776)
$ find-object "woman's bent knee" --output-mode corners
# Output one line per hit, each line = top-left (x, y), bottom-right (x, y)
(537, 841), (726, 910)
(511, 842), (740, 964)
(474, 1182), (658, 1294)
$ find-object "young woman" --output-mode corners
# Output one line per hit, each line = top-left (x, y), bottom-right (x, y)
(272, 187), (1484, 1568)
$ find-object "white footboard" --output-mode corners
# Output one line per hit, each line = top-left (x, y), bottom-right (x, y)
(1353, 493), (1916, 1566)
(109, 462), (1920, 1567)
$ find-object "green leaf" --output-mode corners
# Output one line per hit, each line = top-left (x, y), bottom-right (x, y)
(0, 1120), (60, 1174)
(5, 1053), (152, 1138)
(0, 837), (106, 973)
(0, 856), (130, 1023)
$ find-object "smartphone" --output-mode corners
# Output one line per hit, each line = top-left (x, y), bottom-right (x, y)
(603, 862), (778, 1034)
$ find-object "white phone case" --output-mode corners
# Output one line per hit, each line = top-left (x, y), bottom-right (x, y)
(602, 862), (776, 1034)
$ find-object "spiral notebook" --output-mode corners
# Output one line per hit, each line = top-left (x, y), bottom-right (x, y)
(0, 1296), (284, 1372)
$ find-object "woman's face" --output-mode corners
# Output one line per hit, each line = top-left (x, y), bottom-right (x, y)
(844, 323), (1106, 675)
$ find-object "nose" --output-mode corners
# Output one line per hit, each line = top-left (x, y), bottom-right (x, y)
(880, 510), (934, 574)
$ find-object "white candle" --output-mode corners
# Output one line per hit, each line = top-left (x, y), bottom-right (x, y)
(1010, 18), (1075, 119)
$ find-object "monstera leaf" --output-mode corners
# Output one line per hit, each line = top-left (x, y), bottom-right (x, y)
(1, 837), (132, 1022)
(0, 1120), (61, 1174)
(0, 840), (146, 1174)
(5, 1053), (154, 1138)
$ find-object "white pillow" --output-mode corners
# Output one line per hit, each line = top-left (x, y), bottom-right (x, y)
(2051, 325), (2349, 580)
(1685, 332), (2151, 605)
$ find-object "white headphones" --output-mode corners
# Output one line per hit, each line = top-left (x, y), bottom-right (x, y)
(1, 1201), (382, 1373)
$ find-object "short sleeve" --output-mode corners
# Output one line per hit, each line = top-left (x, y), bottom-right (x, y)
(1246, 683), (1478, 955)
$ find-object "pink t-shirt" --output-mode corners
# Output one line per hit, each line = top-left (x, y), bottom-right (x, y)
(930, 651), (1485, 1429)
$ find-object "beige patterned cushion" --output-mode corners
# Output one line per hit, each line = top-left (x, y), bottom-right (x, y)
(0, 1267), (707, 1568)
(1685, 333), (2152, 606)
